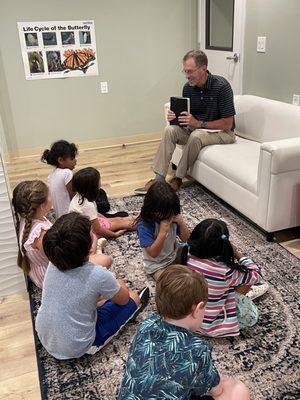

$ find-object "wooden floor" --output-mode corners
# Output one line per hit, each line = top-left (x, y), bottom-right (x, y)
(0, 291), (41, 400)
(1, 133), (299, 399)
(5, 133), (163, 199)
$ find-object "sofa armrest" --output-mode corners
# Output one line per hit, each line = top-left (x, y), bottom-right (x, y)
(261, 137), (300, 174)
(164, 102), (170, 125)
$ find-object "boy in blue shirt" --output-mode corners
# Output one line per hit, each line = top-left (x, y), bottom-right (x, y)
(36, 212), (149, 359)
(118, 265), (250, 400)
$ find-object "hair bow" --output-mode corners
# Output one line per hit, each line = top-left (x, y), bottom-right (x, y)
(178, 241), (189, 247)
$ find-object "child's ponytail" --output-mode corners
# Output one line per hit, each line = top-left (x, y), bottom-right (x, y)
(12, 181), (29, 237)
(219, 233), (235, 267)
(219, 233), (247, 272)
(20, 217), (34, 273)
(180, 243), (189, 265)
(41, 148), (53, 165)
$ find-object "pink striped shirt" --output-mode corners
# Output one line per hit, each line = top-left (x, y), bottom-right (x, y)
(187, 255), (262, 337)
(19, 217), (52, 289)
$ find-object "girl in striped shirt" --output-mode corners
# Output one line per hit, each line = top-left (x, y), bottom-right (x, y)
(181, 219), (269, 337)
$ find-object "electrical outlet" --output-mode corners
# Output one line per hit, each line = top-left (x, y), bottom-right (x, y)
(292, 94), (300, 106)
(257, 36), (266, 53)
(100, 81), (108, 93)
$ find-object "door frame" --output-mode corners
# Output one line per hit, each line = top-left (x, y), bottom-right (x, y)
(197, 0), (246, 94)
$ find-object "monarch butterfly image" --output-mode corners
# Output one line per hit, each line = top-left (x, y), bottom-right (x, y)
(62, 48), (96, 73)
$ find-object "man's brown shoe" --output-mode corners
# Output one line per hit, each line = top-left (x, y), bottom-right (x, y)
(134, 179), (155, 195)
(168, 177), (183, 191)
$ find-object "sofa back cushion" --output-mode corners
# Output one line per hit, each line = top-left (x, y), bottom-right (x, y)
(234, 95), (300, 143)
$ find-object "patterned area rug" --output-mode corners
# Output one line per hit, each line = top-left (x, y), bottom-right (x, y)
(29, 184), (300, 400)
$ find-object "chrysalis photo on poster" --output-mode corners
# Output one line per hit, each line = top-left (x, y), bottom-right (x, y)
(25, 33), (38, 47)
(79, 31), (91, 45)
(28, 51), (45, 74)
(61, 31), (75, 45)
(43, 32), (57, 46)
(46, 51), (62, 72)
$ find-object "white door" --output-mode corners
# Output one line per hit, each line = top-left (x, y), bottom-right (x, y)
(198, 0), (246, 94)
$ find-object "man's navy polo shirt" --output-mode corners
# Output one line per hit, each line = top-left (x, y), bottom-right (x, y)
(182, 71), (236, 130)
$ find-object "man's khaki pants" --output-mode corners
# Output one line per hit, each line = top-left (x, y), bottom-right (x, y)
(153, 125), (236, 179)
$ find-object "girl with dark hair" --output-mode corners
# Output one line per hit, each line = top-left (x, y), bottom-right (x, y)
(181, 218), (269, 337)
(69, 167), (135, 238)
(41, 140), (78, 218)
(137, 180), (190, 280)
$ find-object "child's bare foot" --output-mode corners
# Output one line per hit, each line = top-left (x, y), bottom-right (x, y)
(114, 229), (126, 238)
(96, 238), (108, 254)
(89, 253), (112, 268)
(128, 215), (138, 230)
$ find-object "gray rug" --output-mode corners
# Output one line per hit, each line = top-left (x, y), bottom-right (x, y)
(29, 184), (300, 400)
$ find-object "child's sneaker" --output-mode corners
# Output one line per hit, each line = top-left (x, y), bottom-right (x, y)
(103, 211), (129, 218)
(138, 287), (150, 312)
(96, 238), (108, 254)
(246, 282), (269, 301)
(130, 287), (150, 322)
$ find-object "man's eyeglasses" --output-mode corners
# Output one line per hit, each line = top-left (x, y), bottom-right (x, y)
(181, 68), (200, 75)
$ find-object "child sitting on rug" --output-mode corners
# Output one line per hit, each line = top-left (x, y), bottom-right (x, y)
(41, 140), (78, 218)
(41, 139), (129, 220)
(118, 265), (250, 400)
(69, 167), (135, 238)
(13, 180), (53, 288)
(36, 212), (149, 360)
(137, 180), (190, 280)
(181, 218), (269, 337)
(13, 180), (112, 289)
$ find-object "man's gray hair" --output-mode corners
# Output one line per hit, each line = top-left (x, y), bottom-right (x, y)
(183, 50), (208, 67)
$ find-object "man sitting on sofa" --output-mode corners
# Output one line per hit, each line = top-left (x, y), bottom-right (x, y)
(135, 50), (236, 194)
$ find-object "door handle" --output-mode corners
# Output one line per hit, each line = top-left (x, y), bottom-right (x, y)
(226, 53), (239, 63)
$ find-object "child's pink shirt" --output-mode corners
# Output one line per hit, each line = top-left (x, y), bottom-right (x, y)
(19, 217), (52, 288)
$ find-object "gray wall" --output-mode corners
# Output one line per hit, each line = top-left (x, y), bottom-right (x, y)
(0, 0), (197, 151)
(243, 0), (300, 103)
(0, 113), (8, 155)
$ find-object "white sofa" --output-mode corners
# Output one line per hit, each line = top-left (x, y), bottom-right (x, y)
(169, 95), (300, 237)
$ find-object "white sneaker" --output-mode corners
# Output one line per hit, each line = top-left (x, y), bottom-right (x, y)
(96, 238), (108, 254)
(246, 282), (270, 301)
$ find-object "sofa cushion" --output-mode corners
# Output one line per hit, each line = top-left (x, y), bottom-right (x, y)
(235, 95), (300, 143)
(197, 137), (261, 194)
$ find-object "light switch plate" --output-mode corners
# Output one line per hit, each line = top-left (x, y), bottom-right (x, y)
(292, 94), (300, 106)
(100, 81), (108, 93)
(257, 36), (266, 53)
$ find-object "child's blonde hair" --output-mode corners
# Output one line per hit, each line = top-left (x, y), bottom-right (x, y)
(155, 264), (208, 320)
(12, 180), (49, 274)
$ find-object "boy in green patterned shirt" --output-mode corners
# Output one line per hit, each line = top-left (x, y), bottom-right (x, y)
(118, 265), (250, 400)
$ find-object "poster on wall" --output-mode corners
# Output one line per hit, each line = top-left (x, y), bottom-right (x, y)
(17, 20), (99, 80)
